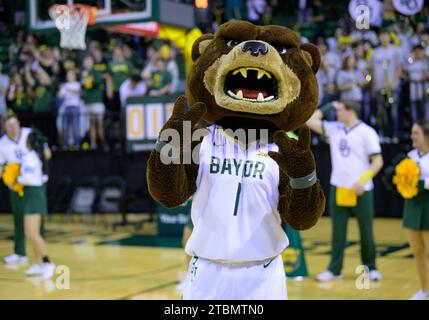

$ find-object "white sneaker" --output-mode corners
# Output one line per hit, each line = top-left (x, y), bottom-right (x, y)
(3, 253), (28, 265)
(25, 264), (44, 276)
(42, 262), (56, 279)
(409, 290), (429, 300)
(315, 270), (343, 282)
(369, 270), (382, 281)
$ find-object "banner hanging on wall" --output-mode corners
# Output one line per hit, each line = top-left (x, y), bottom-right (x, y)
(125, 94), (181, 153)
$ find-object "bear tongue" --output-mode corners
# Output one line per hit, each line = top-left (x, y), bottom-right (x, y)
(234, 88), (267, 99)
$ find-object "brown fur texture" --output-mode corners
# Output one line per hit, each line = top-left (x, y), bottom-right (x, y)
(147, 20), (325, 230)
(270, 127), (325, 230)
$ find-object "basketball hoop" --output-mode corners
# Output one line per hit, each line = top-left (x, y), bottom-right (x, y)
(49, 4), (96, 50)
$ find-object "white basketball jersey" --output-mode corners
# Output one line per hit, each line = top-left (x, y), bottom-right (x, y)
(0, 127), (31, 166)
(322, 121), (381, 190)
(17, 150), (44, 187)
(185, 125), (289, 263)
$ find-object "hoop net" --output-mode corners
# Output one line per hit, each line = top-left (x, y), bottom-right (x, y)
(49, 4), (96, 50)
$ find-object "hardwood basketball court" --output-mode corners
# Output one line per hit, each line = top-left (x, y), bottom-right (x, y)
(0, 214), (419, 300)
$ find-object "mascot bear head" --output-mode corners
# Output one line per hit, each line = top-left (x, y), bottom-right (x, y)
(186, 20), (320, 133)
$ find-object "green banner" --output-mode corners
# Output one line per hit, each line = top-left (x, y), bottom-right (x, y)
(156, 198), (192, 237)
(282, 224), (309, 278)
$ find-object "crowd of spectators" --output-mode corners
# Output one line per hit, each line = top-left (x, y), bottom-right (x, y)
(209, 0), (429, 144)
(0, 30), (180, 152)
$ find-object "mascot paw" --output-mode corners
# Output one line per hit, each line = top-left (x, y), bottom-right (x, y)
(162, 95), (207, 132)
(268, 126), (315, 178)
(159, 95), (208, 152)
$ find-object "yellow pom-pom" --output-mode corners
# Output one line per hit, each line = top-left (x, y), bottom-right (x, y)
(2, 163), (24, 196)
(2, 163), (21, 186)
(12, 183), (24, 197)
(392, 158), (420, 199)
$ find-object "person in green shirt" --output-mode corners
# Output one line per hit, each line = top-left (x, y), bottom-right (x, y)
(93, 47), (108, 74)
(25, 60), (53, 113)
(24, 61), (57, 146)
(82, 55), (107, 151)
(148, 58), (173, 97)
(107, 46), (134, 111)
(7, 73), (30, 115)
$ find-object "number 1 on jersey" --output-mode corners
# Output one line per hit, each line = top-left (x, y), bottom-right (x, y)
(233, 182), (242, 216)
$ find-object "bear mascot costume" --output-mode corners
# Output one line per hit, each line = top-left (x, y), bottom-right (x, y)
(147, 20), (325, 299)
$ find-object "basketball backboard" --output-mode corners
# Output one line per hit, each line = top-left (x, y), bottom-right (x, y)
(28, 0), (154, 31)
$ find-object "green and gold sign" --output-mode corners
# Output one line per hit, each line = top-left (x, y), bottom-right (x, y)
(125, 94), (181, 153)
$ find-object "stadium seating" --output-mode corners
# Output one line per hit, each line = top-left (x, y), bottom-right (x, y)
(67, 175), (100, 223)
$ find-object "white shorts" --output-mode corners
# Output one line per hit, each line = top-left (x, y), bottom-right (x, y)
(182, 255), (287, 300)
(86, 102), (105, 117)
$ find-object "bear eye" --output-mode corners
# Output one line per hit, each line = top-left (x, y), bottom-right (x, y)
(275, 46), (288, 54)
(226, 39), (240, 47)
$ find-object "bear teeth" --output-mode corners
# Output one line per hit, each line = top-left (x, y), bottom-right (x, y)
(232, 67), (271, 79)
(239, 68), (247, 78)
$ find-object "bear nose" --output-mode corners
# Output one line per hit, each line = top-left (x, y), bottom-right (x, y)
(242, 41), (268, 56)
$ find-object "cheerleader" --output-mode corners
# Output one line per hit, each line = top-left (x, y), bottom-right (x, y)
(18, 130), (55, 279)
(404, 120), (429, 300)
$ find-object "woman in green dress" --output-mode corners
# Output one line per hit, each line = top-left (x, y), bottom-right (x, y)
(17, 130), (55, 279)
(404, 120), (429, 300)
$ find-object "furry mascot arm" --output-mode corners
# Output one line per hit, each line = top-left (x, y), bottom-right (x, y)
(269, 126), (325, 230)
(147, 96), (207, 207)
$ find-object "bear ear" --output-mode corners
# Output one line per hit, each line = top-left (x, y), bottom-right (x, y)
(300, 43), (321, 73)
(192, 34), (214, 61)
